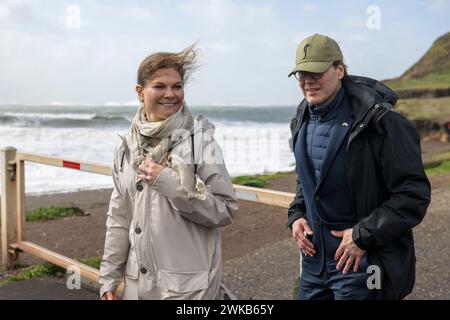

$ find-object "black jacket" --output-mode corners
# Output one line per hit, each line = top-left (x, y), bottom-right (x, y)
(288, 75), (431, 300)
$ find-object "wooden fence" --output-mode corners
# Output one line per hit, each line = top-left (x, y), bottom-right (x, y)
(1, 147), (295, 291)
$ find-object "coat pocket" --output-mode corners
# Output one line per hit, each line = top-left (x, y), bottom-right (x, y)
(124, 250), (139, 280)
(157, 269), (209, 293)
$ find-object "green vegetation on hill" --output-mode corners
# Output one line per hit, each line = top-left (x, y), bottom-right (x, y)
(386, 72), (450, 91)
(401, 32), (450, 80)
(426, 160), (450, 177)
(424, 149), (450, 177)
(395, 96), (450, 121)
(384, 31), (450, 93)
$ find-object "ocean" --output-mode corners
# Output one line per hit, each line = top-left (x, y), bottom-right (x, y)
(0, 104), (297, 195)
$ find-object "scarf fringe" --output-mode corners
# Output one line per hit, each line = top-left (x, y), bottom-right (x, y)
(168, 154), (206, 201)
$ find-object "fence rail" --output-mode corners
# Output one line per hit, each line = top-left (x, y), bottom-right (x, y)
(1, 147), (295, 293)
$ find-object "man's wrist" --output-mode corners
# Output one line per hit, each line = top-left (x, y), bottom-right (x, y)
(352, 224), (375, 250)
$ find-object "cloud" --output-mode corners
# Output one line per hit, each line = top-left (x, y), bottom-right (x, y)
(301, 3), (316, 13)
(0, 1), (448, 106)
(203, 40), (239, 56)
(0, 4), (9, 20)
(341, 16), (366, 30)
(179, 0), (278, 37)
(430, 0), (450, 11)
(3, 0), (28, 7)
(120, 6), (160, 22)
(1, 0), (76, 36)
(291, 32), (316, 45)
(180, 0), (233, 31)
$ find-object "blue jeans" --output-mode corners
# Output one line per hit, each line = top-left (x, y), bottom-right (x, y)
(298, 257), (376, 300)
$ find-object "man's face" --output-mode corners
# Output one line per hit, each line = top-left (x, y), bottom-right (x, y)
(299, 64), (345, 106)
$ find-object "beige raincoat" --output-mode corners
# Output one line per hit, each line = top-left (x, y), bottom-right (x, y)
(99, 116), (238, 299)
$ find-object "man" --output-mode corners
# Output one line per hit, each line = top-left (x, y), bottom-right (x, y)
(287, 34), (431, 300)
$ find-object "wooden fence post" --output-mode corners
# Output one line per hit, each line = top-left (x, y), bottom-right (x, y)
(1, 147), (19, 271)
(16, 156), (26, 243)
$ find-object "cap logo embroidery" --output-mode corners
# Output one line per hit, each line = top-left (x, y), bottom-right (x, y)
(303, 43), (310, 59)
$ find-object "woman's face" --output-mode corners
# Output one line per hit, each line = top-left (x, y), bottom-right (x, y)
(136, 68), (184, 122)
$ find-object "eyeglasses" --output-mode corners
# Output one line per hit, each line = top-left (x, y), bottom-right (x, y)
(293, 71), (325, 81)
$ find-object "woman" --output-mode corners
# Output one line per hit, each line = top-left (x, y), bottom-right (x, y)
(99, 45), (238, 300)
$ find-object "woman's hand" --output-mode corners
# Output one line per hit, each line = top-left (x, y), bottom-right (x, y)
(138, 152), (169, 184)
(101, 291), (119, 300)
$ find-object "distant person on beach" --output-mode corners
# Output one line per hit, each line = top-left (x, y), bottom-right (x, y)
(287, 34), (431, 300)
(99, 45), (238, 300)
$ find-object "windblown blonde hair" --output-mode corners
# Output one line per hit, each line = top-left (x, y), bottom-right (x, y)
(137, 44), (199, 86)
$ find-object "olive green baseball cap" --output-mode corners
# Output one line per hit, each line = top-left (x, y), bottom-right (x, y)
(288, 33), (343, 77)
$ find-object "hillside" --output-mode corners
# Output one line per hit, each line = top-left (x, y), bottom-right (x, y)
(384, 31), (450, 98)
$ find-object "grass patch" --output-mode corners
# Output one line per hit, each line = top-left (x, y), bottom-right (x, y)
(385, 72), (450, 91)
(424, 149), (450, 170)
(425, 160), (450, 177)
(79, 257), (102, 270)
(232, 176), (266, 188)
(0, 263), (63, 287)
(232, 172), (293, 188)
(0, 256), (102, 287)
(1, 206), (85, 226)
(395, 96), (450, 121)
(26, 206), (82, 222)
(431, 150), (450, 163)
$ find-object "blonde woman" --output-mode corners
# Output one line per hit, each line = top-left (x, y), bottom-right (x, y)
(99, 45), (238, 300)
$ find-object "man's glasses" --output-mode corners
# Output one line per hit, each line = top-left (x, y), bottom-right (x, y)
(293, 71), (325, 81)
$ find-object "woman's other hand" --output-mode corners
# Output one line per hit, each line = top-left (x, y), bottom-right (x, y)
(101, 291), (119, 300)
(138, 152), (169, 184)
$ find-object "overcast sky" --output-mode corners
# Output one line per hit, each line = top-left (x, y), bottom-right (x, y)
(0, 0), (449, 106)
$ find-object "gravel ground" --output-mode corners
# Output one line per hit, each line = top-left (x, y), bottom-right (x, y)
(406, 185), (450, 299)
(1, 185), (449, 300)
(222, 238), (300, 300)
(221, 185), (450, 300)
(1, 140), (449, 299)
(2, 184), (449, 300)
(0, 278), (99, 300)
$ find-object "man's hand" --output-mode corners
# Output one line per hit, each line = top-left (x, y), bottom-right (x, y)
(292, 218), (316, 257)
(138, 152), (169, 184)
(331, 228), (366, 274)
(101, 291), (118, 300)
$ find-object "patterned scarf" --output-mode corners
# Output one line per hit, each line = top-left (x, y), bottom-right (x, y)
(126, 103), (194, 168)
(125, 103), (206, 200)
